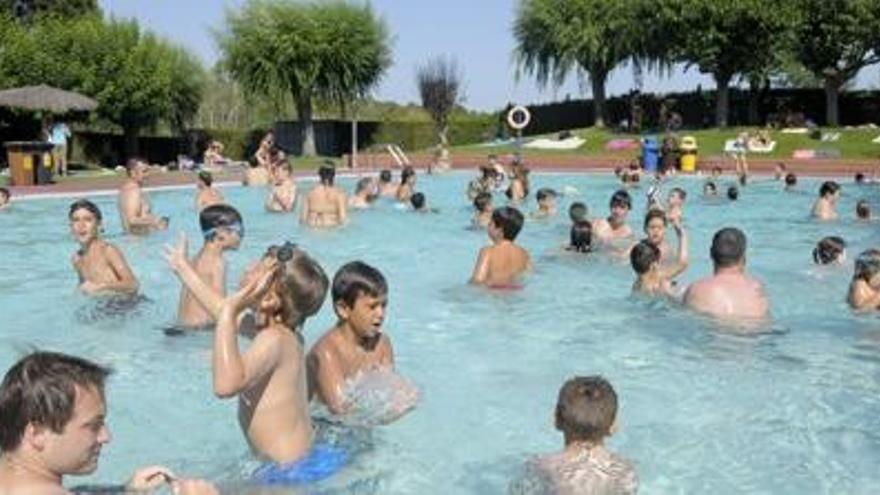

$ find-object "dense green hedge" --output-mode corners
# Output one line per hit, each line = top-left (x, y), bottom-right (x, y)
(373, 116), (497, 151)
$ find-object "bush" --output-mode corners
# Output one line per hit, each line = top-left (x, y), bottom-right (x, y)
(373, 115), (495, 151)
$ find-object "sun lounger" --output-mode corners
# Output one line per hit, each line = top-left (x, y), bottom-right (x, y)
(523, 137), (585, 150)
(605, 139), (639, 151)
(747, 140), (777, 153)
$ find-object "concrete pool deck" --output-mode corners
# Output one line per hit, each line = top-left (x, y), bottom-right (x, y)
(6, 152), (878, 199)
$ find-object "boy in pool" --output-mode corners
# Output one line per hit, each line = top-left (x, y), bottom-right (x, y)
(532, 188), (558, 219)
(175, 204), (244, 329)
(727, 185), (739, 201)
(212, 243), (339, 484)
(667, 187), (686, 222)
(512, 376), (637, 495)
(856, 200), (872, 221)
(266, 160), (297, 213)
(409, 192), (437, 213)
(472, 192), (493, 228)
(194, 171), (224, 211)
(812, 180), (840, 220)
(69, 199), (139, 296)
(593, 190), (634, 246)
(848, 249), (880, 311)
(470, 206), (532, 287)
(307, 261), (418, 421)
(703, 181), (718, 196)
(813, 236), (846, 265)
(0, 187), (10, 210)
(784, 173), (797, 191)
(378, 169), (397, 197)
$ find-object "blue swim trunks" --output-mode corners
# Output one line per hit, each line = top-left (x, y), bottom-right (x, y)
(253, 444), (349, 485)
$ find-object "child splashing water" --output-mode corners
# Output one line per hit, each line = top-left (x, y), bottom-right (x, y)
(308, 262), (418, 425)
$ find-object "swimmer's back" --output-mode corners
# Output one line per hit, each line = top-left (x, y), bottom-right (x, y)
(483, 243), (530, 286)
(685, 274), (768, 320)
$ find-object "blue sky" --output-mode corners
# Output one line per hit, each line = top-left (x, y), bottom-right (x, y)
(99, 0), (879, 112)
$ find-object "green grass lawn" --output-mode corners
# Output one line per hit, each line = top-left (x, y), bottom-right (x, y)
(455, 127), (880, 161)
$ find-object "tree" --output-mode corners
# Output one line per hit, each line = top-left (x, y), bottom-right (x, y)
(0, 0), (99, 21)
(792, 0), (880, 126)
(659, 0), (793, 128)
(514, 0), (635, 128)
(416, 56), (462, 153)
(218, 0), (391, 157)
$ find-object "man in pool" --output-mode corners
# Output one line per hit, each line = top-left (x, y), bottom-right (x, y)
(470, 206), (532, 287)
(266, 160), (297, 213)
(301, 164), (348, 228)
(69, 199), (139, 296)
(511, 376), (637, 494)
(0, 351), (217, 495)
(211, 243), (344, 484)
(174, 204), (244, 329)
(684, 227), (769, 320)
(593, 190), (634, 246)
(117, 158), (168, 235)
(307, 262), (418, 421)
(812, 180), (840, 221)
(378, 169), (397, 197)
(848, 249), (880, 311)
(194, 171), (224, 211)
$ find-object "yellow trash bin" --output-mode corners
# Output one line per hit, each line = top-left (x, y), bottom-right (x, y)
(679, 136), (697, 172)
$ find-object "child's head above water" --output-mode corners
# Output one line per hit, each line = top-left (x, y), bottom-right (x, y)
(555, 376), (618, 444)
(536, 188), (557, 205)
(630, 240), (660, 275)
(609, 190), (632, 211)
(668, 187), (686, 206)
(784, 173), (797, 187)
(379, 169), (392, 184)
(410, 192), (426, 211)
(855, 172), (865, 184)
(474, 192), (493, 213)
(813, 236), (846, 265)
(703, 181), (717, 195)
(199, 204), (244, 247)
(490, 206), (524, 241)
(197, 170), (213, 188)
(854, 249), (880, 283)
(727, 185), (739, 201)
(256, 243), (329, 330)
(0, 187), (10, 206)
(68, 199), (102, 224)
(331, 261), (388, 316)
(568, 202), (588, 223)
(569, 220), (593, 253)
(819, 180), (840, 199)
(856, 200), (871, 220)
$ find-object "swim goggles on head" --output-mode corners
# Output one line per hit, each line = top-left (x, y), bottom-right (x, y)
(265, 241), (297, 262)
(203, 222), (245, 240)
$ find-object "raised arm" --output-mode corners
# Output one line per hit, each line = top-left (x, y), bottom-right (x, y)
(163, 233), (224, 319)
(661, 219), (689, 280)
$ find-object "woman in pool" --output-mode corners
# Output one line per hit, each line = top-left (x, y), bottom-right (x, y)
(848, 249), (880, 311)
(349, 177), (378, 209)
(301, 163), (348, 228)
(396, 166), (417, 203)
(69, 199), (139, 295)
(506, 162), (529, 203)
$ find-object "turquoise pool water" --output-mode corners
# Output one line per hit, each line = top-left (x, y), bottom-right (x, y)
(1, 172), (879, 494)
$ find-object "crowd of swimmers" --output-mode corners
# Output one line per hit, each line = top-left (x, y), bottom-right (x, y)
(1, 144), (879, 494)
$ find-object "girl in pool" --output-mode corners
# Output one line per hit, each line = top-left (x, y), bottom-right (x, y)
(396, 166), (417, 203)
(848, 249), (880, 311)
(506, 162), (529, 203)
(69, 199), (139, 295)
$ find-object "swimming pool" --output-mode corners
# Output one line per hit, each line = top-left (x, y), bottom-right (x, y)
(1, 172), (879, 494)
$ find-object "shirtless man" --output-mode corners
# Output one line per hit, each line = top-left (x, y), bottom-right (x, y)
(69, 200), (139, 296)
(378, 170), (397, 197)
(194, 171), (224, 211)
(470, 206), (532, 287)
(308, 262), (417, 421)
(265, 161), (297, 213)
(301, 164), (347, 228)
(0, 351), (217, 495)
(811, 180), (840, 221)
(593, 190), (635, 247)
(684, 227), (769, 320)
(117, 158), (168, 235)
(847, 249), (880, 311)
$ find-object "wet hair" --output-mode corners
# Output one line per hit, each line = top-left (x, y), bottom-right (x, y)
(318, 164), (335, 185)
(199, 204), (243, 240)
(198, 170), (213, 187)
(855, 172), (865, 184)
(727, 186), (739, 201)
(854, 249), (880, 281)
(555, 376), (618, 443)
(401, 166), (416, 184)
(856, 200), (871, 219)
(536, 188), (557, 202)
(669, 187), (687, 201)
(643, 209), (667, 230)
(379, 170), (392, 183)
(68, 199), (103, 223)
(568, 202), (588, 223)
(630, 240), (660, 275)
(819, 181), (840, 198)
(813, 236), (846, 265)
(125, 157), (146, 175)
(410, 192), (426, 210)
(704, 181), (717, 194)
(0, 351), (111, 452)
(269, 245), (329, 329)
(0, 187), (9, 201)
(569, 220), (593, 253)
(473, 192), (492, 212)
(491, 206), (524, 241)
(710, 227), (747, 269)
(331, 261), (388, 309)
(354, 177), (373, 195)
(609, 190), (632, 210)
(784, 173), (797, 187)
